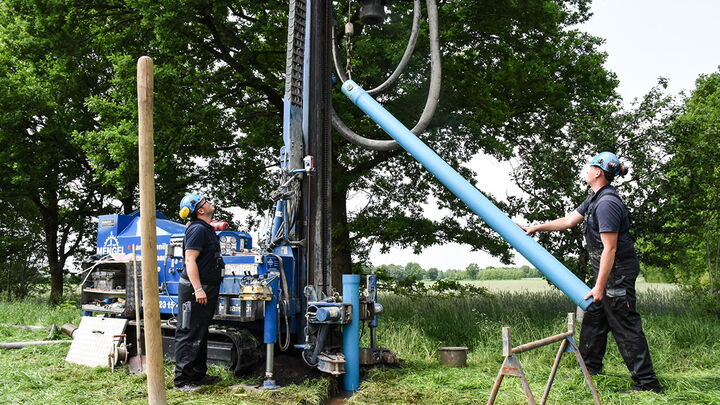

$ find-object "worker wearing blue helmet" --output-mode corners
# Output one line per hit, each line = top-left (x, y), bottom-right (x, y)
(174, 192), (224, 392)
(520, 152), (661, 393)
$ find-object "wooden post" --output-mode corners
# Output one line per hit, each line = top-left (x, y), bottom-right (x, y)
(137, 55), (167, 405)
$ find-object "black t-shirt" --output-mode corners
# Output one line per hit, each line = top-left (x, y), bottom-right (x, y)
(576, 185), (635, 258)
(183, 219), (223, 284)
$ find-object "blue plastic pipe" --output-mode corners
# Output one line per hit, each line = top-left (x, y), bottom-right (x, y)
(341, 80), (593, 310)
(342, 274), (360, 391)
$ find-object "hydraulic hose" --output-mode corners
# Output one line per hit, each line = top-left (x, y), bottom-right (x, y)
(269, 254), (291, 351)
(367, 0), (421, 95)
(331, 0), (442, 152)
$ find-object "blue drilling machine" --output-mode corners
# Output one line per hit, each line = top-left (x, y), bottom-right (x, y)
(79, 0), (593, 391)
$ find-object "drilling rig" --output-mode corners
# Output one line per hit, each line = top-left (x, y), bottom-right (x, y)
(75, 0), (593, 392)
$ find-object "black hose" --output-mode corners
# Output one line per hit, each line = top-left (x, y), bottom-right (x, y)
(269, 253), (291, 351)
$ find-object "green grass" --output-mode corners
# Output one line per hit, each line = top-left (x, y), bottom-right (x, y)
(0, 299), (329, 405)
(350, 289), (720, 405)
(455, 277), (678, 293)
(1, 287), (717, 404)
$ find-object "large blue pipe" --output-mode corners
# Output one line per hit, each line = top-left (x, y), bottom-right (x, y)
(342, 274), (360, 391)
(341, 80), (592, 310)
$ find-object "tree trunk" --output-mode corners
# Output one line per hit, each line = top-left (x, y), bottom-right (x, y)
(577, 242), (589, 283)
(121, 194), (134, 215)
(331, 181), (352, 290)
(42, 192), (63, 305)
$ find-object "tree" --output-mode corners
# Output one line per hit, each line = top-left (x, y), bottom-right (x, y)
(404, 262), (425, 280)
(425, 267), (439, 281)
(0, 0), (118, 303)
(0, 199), (47, 299)
(342, 0), (618, 274)
(465, 263), (480, 280)
(510, 80), (680, 283)
(0, 1), (621, 298)
(375, 263), (405, 280)
(638, 72), (720, 293)
(70, 0), (618, 278)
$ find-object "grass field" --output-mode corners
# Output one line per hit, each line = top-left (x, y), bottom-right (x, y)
(1, 284), (718, 405)
(460, 277), (678, 293)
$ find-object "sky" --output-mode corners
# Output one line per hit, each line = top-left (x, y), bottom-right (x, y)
(367, 0), (720, 271)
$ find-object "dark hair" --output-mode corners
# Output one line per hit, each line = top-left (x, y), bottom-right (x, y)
(603, 171), (615, 183)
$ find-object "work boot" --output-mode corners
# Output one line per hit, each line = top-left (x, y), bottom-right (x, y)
(176, 384), (203, 393)
(620, 384), (662, 394)
(193, 375), (221, 386)
(587, 368), (603, 376)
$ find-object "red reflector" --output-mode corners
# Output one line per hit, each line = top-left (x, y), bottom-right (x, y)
(211, 221), (229, 231)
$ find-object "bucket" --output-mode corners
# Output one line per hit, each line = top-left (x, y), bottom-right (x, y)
(438, 346), (468, 367)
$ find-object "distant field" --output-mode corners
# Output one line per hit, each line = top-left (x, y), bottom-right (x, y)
(457, 277), (678, 293)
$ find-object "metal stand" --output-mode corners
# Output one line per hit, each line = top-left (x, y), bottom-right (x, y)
(487, 313), (601, 405)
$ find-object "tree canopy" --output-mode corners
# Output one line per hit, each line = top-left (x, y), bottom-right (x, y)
(637, 73), (720, 292)
(1, 0), (714, 303)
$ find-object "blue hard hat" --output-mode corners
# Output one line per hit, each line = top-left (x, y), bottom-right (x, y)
(588, 152), (627, 176)
(179, 192), (204, 219)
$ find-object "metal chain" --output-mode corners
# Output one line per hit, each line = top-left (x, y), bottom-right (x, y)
(345, 38), (353, 80)
(345, 0), (353, 80)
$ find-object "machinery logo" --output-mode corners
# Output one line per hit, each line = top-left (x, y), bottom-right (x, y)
(97, 232), (124, 255)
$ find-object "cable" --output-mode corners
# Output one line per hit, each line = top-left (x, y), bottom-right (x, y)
(331, 0), (442, 152)
(79, 255), (113, 286)
(269, 254), (292, 351)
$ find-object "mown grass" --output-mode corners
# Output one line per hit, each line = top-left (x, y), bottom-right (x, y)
(1, 288), (718, 404)
(0, 299), (329, 405)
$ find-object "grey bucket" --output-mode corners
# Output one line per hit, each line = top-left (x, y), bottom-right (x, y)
(438, 346), (468, 367)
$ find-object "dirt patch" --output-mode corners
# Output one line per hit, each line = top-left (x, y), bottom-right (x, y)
(243, 349), (327, 386)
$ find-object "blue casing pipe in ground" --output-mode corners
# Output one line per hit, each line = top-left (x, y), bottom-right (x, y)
(342, 274), (360, 391)
(340, 80), (592, 310)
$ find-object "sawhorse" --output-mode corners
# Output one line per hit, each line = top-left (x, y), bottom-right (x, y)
(487, 313), (601, 405)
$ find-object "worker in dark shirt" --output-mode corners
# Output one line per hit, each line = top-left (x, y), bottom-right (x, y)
(174, 192), (224, 392)
(519, 152), (662, 393)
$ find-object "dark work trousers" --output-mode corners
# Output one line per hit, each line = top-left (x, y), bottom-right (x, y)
(174, 278), (220, 387)
(579, 254), (661, 390)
